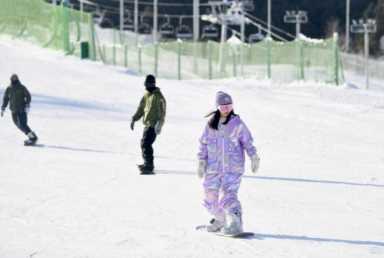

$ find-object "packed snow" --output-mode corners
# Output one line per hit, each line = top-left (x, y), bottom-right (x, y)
(0, 36), (383, 258)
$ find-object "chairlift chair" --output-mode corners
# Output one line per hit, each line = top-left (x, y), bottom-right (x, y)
(248, 23), (264, 43)
(100, 17), (115, 29)
(202, 24), (219, 39)
(139, 23), (152, 34)
(243, 0), (255, 11)
(176, 16), (193, 40)
(160, 16), (175, 38)
(93, 9), (106, 26)
(139, 15), (152, 34)
(248, 32), (264, 43)
(123, 12), (134, 31)
(176, 25), (193, 40)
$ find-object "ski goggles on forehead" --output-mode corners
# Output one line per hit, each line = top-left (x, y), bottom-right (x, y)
(218, 104), (233, 113)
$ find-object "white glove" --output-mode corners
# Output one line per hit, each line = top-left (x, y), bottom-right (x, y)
(154, 121), (162, 135)
(25, 104), (30, 113)
(198, 160), (207, 178)
(251, 154), (260, 173)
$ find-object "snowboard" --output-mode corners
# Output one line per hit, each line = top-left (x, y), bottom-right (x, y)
(195, 225), (255, 238)
(24, 143), (44, 147)
(24, 141), (37, 146)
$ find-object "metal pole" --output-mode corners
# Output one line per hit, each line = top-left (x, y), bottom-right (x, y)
(296, 15), (301, 37)
(62, 0), (70, 53)
(153, 0), (158, 43)
(240, 11), (245, 76)
(120, 0), (124, 33)
(268, 0), (271, 38)
(364, 27), (369, 89)
(193, 0), (199, 73)
(134, 0), (138, 46)
(80, 0), (84, 16)
(208, 41), (212, 80)
(178, 41), (182, 80)
(193, 0), (199, 41)
(346, 0), (350, 52)
(241, 12), (245, 42)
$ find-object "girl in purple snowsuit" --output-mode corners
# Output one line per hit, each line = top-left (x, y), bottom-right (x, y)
(197, 91), (260, 235)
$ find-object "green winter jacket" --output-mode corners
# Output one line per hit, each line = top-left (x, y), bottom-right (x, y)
(1, 83), (31, 113)
(132, 87), (166, 129)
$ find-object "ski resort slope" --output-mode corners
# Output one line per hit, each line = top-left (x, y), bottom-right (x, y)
(0, 37), (384, 258)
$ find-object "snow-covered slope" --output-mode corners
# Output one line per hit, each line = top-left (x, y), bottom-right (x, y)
(0, 37), (383, 258)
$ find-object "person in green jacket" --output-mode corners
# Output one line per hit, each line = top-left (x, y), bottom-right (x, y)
(131, 75), (166, 175)
(1, 74), (38, 146)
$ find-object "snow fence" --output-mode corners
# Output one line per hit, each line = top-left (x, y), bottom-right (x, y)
(0, 0), (343, 84)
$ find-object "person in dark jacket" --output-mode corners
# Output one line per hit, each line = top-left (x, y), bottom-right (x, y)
(1, 74), (38, 145)
(131, 74), (166, 175)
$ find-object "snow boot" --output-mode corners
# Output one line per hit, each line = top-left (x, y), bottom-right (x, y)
(24, 132), (38, 146)
(139, 164), (155, 175)
(222, 210), (243, 235)
(206, 218), (224, 232)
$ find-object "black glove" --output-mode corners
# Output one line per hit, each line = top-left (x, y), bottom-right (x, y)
(130, 120), (135, 131)
(154, 121), (162, 135)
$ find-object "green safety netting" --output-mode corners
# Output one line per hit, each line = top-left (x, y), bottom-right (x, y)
(0, 0), (342, 84)
(0, 0), (95, 57)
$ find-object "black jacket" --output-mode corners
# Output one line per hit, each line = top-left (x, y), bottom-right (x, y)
(1, 82), (31, 113)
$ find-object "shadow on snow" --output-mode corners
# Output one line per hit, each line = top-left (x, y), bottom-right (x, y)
(252, 233), (384, 247)
(34, 144), (115, 154)
(32, 93), (125, 112)
(156, 170), (384, 188)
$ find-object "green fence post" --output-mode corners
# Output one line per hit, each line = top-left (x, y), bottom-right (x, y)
(61, 2), (70, 54)
(154, 43), (159, 76)
(124, 45), (128, 68)
(102, 45), (107, 64)
(89, 16), (97, 60)
(178, 40), (182, 80)
(333, 33), (340, 86)
(113, 30), (116, 65)
(193, 42), (198, 75)
(299, 39), (305, 80)
(267, 38), (272, 79)
(240, 43), (244, 77)
(208, 41), (213, 80)
(232, 47), (237, 77)
(138, 45), (142, 75)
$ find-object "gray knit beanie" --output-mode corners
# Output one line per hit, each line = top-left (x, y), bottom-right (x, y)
(216, 91), (233, 106)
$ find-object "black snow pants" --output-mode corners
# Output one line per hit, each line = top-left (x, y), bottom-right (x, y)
(141, 127), (157, 168)
(12, 111), (32, 135)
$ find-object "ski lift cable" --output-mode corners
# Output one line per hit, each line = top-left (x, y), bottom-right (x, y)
(72, 0), (187, 14)
(71, 1), (120, 14)
(71, 1), (206, 19)
(82, 0), (213, 7)
(75, 0), (98, 6)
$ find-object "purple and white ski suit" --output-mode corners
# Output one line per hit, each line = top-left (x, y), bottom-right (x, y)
(198, 115), (257, 221)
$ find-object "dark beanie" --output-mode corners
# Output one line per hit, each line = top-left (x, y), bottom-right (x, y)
(10, 74), (19, 83)
(144, 74), (156, 88)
